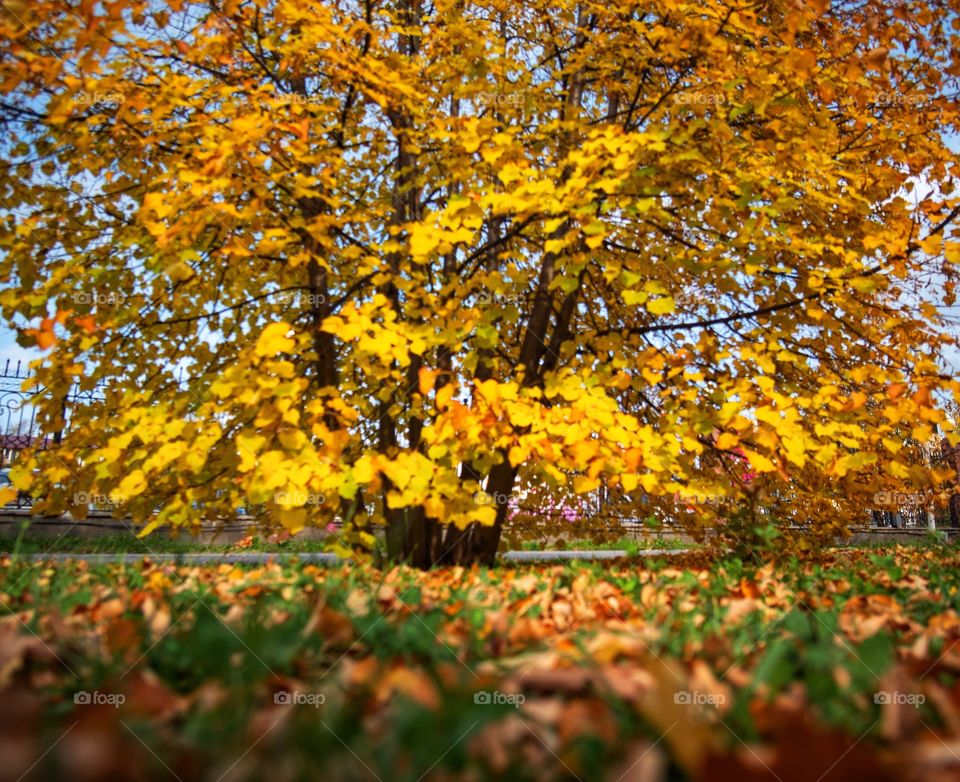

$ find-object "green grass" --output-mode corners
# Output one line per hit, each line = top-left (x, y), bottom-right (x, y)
(0, 530), (337, 556)
(0, 526), (699, 558)
(834, 529), (957, 547)
(518, 534), (695, 553)
(2, 526), (950, 561)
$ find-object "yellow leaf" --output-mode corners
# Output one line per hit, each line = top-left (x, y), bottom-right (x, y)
(409, 223), (440, 259)
(117, 470), (147, 498)
(508, 444), (530, 467)
(755, 407), (782, 427)
(639, 473), (660, 492)
(164, 261), (194, 281)
(436, 384), (454, 410)
(833, 452), (877, 477)
(887, 460), (910, 479)
(506, 403), (534, 427)
(255, 322), (295, 357)
(467, 505), (497, 526)
(142, 191), (172, 219)
(353, 455), (377, 484)
(573, 475), (600, 493)
(570, 439), (600, 464)
(232, 113), (263, 137)
(0, 487), (16, 505)
(646, 296), (675, 315)
(9, 463), (34, 490)
(782, 434), (809, 468)
(278, 429), (307, 451)
(277, 507), (307, 534)
(236, 431), (267, 471)
(543, 463), (567, 484)
(418, 368), (439, 395)
(643, 280), (667, 294)
(741, 448), (776, 473)
(715, 432), (739, 450)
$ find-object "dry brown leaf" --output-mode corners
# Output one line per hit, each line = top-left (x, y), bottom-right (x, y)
(603, 739), (667, 782)
(0, 623), (56, 688)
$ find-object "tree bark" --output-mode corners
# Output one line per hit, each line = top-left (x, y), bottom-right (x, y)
(383, 1), (590, 569)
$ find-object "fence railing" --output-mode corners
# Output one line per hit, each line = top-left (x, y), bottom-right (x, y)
(0, 358), (107, 467)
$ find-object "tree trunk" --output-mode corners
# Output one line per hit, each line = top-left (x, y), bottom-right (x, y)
(380, 0), (585, 570)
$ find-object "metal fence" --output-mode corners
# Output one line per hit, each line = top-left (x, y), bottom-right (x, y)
(0, 359), (46, 467)
(0, 358), (105, 468)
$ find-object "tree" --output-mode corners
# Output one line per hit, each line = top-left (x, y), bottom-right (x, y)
(2, 0), (960, 567)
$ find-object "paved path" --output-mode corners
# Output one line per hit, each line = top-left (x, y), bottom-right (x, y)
(501, 549), (684, 561)
(17, 549), (688, 565)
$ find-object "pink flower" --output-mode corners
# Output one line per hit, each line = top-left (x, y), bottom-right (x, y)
(731, 447), (756, 483)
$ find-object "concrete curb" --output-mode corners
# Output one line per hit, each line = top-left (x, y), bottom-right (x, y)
(502, 549), (685, 561)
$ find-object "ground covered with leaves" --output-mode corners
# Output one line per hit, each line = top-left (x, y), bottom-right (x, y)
(2, 546), (960, 781)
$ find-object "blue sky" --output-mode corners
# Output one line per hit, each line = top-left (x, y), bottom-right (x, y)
(0, 323), (34, 372)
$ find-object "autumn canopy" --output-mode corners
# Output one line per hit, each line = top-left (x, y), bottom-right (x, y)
(1, 0), (959, 565)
